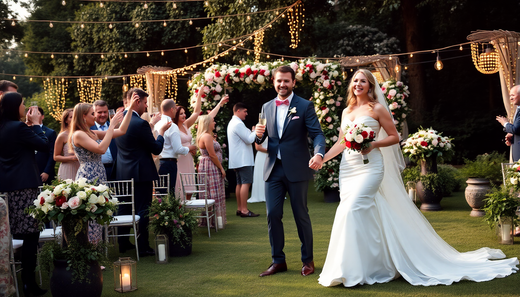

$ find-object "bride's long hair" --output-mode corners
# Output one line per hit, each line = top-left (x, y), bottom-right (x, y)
(346, 69), (379, 112)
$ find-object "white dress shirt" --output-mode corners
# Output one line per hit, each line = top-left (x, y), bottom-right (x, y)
(154, 115), (189, 159)
(227, 115), (256, 169)
(95, 121), (113, 164)
(276, 92), (294, 159)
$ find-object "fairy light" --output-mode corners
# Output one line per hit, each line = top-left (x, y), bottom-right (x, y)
(75, 54), (78, 59)
(146, 52), (150, 57)
(11, 20), (16, 26)
(101, 54), (104, 59)
(24, 53), (28, 58)
(49, 22), (53, 28)
(51, 54), (54, 59)
(471, 42), (500, 74)
(135, 22), (139, 28)
(80, 23), (84, 29)
(30, 77), (33, 81)
(161, 51), (164, 56)
(13, 76), (16, 80)
(173, 3), (177, 8)
(163, 21), (167, 27)
(410, 53), (413, 57)
(287, 1), (304, 49)
(62, 0), (66, 5)
(184, 48), (188, 53)
(459, 45), (463, 51)
(189, 19), (193, 25)
(144, 2), (148, 9)
(253, 29), (264, 63)
(109, 23), (113, 29)
(77, 78), (103, 103)
(124, 53), (128, 58)
(43, 78), (69, 121)
(99, 2), (104, 7)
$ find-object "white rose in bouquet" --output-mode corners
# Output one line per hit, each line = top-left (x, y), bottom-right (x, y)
(355, 134), (364, 143)
(511, 177), (518, 185)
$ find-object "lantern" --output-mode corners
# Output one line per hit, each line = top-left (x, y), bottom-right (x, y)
(471, 42), (501, 74)
(155, 234), (169, 264)
(114, 257), (137, 292)
(498, 216), (514, 245)
(406, 181), (417, 203)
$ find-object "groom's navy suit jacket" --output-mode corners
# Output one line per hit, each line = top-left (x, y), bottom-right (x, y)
(257, 94), (326, 182)
(505, 108), (520, 161)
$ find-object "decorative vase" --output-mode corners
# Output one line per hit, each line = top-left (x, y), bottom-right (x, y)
(464, 178), (491, 217)
(498, 216), (514, 245)
(168, 229), (193, 257)
(416, 157), (443, 211)
(50, 259), (103, 297)
(323, 189), (340, 203)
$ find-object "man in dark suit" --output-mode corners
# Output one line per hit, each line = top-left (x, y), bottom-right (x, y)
(34, 107), (56, 184)
(115, 88), (169, 256)
(91, 100), (118, 180)
(497, 85), (520, 161)
(255, 66), (325, 277)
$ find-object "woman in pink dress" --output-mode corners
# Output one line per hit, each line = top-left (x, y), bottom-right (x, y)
(54, 108), (80, 180)
(174, 87), (228, 199)
(196, 115), (226, 228)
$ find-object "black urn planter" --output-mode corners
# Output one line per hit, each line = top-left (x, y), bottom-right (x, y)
(323, 189), (340, 203)
(50, 259), (103, 297)
(168, 229), (193, 257)
(416, 158), (443, 211)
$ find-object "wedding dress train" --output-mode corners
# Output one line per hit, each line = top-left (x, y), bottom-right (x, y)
(318, 116), (518, 287)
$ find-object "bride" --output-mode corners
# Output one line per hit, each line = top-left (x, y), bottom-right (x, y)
(318, 69), (518, 287)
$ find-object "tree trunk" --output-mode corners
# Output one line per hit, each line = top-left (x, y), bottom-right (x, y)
(400, 0), (426, 123)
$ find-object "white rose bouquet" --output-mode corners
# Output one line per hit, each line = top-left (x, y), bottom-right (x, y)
(342, 123), (376, 164)
(401, 128), (454, 162)
(26, 178), (118, 228)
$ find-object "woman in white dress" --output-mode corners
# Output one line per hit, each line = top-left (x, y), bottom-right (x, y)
(318, 69), (518, 287)
(248, 140), (268, 203)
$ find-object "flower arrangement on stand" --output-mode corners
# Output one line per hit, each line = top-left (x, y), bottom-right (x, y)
(25, 178), (118, 296)
(148, 194), (197, 256)
(380, 79), (410, 135)
(401, 128), (455, 211)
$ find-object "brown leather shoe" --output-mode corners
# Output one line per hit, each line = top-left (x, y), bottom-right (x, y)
(259, 262), (287, 277)
(301, 261), (314, 276)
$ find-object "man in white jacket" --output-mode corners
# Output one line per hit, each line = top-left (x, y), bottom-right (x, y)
(227, 102), (259, 217)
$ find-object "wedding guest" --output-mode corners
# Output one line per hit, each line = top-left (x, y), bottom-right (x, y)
(227, 102), (259, 217)
(34, 107), (57, 184)
(155, 99), (196, 194)
(255, 65), (325, 277)
(54, 108), (80, 180)
(197, 115), (226, 228)
(115, 88), (170, 256)
(174, 88), (228, 199)
(0, 80), (18, 96)
(90, 100), (118, 180)
(496, 84), (520, 236)
(248, 140), (268, 203)
(0, 91), (48, 296)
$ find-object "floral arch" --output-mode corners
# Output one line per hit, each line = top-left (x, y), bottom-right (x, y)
(185, 60), (407, 191)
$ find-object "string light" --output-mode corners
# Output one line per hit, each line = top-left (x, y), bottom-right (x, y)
(144, 2), (148, 9)
(11, 20), (16, 26)
(163, 21), (167, 27)
(80, 23), (84, 29)
(49, 22), (53, 28)
(409, 53), (413, 57)
(135, 22), (139, 28)
(184, 48), (188, 53)
(109, 23), (113, 29)
(189, 19), (193, 25)
(253, 29), (264, 63)
(99, 2), (104, 7)
(75, 54), (79, 59)
(43, 78), (69, 121)
(124, 53), (128, 58)
(101, 54), (104, 59)
(51, 54), (54, 59)
(147, 52), (150, 57)
(287, 1), (304, 49)
(24, 53), (28, 58)
(434, 51), (443, 71)
(77, 78), (103, 103)
(62, 0), (66, 5)
(161, 51), (164, 56)
(471, 42), (500, 74)
(459, 45), (463, 51)
(173, 3), (177, 8)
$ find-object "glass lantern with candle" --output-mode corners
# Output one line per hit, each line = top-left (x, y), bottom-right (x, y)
(499, 216), (515, 245)
(406, 181), (416, 203)
(114, 257), (137, 292)
(155, 234), (169, 264)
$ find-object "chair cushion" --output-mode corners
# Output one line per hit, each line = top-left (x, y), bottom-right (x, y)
(109, 215), (141, 226)
(185, 199), (216, 207)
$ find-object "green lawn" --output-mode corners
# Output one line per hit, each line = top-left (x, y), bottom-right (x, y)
(36, 185), (519, 296)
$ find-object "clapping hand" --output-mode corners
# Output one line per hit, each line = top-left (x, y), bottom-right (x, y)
(26, 106), (42, 126)
(219, 95), (230, 106)
(496, 115), (509, 125)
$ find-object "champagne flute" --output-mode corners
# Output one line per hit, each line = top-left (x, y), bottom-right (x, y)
(259, 112), (266, 126)
(108, 109), (115, 119)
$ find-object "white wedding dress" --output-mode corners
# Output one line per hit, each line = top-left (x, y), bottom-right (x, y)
(248, 139), (267, 203)
(318, 115), (519, 287)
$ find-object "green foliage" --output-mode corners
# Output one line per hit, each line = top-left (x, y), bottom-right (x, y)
(402, 164), (463, 196)
(148, 193), (198, 247)
(482, 186), (520, 230)
(459, 152), (506, 185)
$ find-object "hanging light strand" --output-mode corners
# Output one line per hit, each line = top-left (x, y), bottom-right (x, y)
(287, 1), (304, 49)
(43, 78), (69, 121)
(253, 29), (264, 63)
(77, 78), (103, 103)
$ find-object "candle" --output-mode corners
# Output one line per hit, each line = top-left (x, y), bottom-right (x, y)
(122, 273), (131, 291)
(158, 244), (166, 261)
(121, 265), (131, 291)
(217, 216), (223, 229)
(408, 189), (414, 201)
(502, 224), (512, 243)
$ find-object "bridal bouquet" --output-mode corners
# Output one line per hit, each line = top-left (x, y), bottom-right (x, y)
(342, 123), (376, 164)
(401, 128), (454, 162)
(26, 178), (119, 228)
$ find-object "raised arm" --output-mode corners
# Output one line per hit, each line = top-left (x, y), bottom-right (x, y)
(113, 94), (139, 138)
(184, 86), (203, 129)
(208, 94), (229, 120)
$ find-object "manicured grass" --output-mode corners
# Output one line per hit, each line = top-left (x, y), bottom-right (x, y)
(36, 186), (519, 296)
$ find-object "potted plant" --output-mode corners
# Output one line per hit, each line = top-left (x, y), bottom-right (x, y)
(482, 186), (520, 244)
(401, 127), (454, 211)
(148, 193), (197, 257)
(25, 178), (118, 297)
(459, 152), (506, 217)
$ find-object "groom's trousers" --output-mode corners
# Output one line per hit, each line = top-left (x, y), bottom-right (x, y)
(265, 159), (313, 264)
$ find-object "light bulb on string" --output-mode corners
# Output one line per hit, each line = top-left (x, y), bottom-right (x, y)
(173, 3), (177, 9)
(410, 53), (413, 58)
(144, 2), (148, 9)
(51, 54), (54, 59)
(30, 77), (33, 81)
(189, 20), (193, 25)
(99, 2), (104, 7)
(184, 48), (188, 53)
(74, 54), (78, 59)
(460, 45), (463, 51)
(146, 52), (150, 57)
(109, 23), (113, 29)
(434, 51), (443, 71)
(49, 22), (53, 28)
(80, 23), (84, 29)
(163, 21), (167, 27)
(266, 54), (270, 59)
(135, 23), (139, 28)
(13, 76), (16, 80)
(11, 20), (15, 26)
(395, 63), (401, 73)
(101, 54), (104, 59)
(62, 0), (66, 5)
(281, 56), (284, 62)
(24, 53), (28, 58)
(124, 53), (128, 58)
(161, 51), (164, 56)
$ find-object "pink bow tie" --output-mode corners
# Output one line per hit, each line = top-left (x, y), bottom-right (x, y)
(276, 99), (289, 106)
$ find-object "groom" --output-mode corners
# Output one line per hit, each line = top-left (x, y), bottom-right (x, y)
(255, 65), (325, 277)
